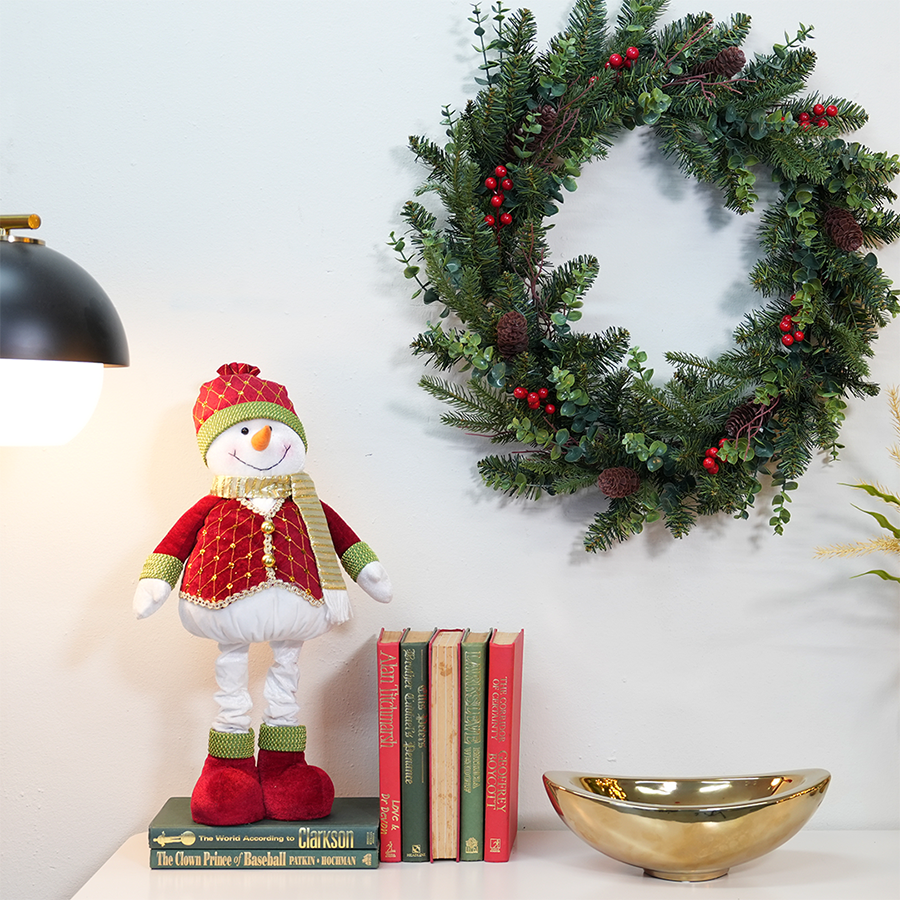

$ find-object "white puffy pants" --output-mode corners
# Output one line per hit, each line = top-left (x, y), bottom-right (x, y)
(178, 586), (333, 734)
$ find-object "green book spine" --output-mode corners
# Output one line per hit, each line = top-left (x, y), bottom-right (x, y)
(400, 630), (433, 861)
(148, 797), (379, 851)
(150, 847), (378, 869)
(459, 632), (489, 860)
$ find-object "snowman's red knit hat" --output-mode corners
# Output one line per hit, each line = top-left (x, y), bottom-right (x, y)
(193, 362), (307, 460)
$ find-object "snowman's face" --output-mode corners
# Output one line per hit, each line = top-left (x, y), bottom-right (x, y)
(206, 419), (306, 476)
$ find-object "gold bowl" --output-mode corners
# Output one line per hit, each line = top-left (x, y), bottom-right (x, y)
(543, 768), (830, 881)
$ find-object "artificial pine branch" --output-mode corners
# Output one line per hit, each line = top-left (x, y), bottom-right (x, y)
(501, 8), (539, 58)
(561, 0), (610, 77)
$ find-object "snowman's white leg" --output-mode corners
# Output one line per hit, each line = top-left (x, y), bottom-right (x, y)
(212, 642), (253, 733)
(263, 640), (304, 727)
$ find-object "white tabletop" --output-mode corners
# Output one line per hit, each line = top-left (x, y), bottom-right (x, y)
(73, 829), (899, 899)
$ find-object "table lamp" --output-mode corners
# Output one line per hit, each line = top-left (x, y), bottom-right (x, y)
(0, 214), (129, 445)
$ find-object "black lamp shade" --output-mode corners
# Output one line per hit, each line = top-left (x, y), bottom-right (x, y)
(0, 239), (129, 366)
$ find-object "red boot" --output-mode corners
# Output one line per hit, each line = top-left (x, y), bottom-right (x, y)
(190, 730), (265, 826)
(258, 724), (335, 820)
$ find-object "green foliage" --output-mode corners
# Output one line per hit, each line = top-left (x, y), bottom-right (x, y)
(815, 387), (900, 583)
(394, 1), (899, 550)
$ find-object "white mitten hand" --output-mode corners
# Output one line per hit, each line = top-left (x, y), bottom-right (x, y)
(133, 578), (172, 619)
(357, 561), (393, 604)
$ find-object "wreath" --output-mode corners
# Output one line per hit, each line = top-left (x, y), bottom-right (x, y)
(391, 0), (900, 551)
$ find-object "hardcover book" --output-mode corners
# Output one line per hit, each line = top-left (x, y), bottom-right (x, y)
(150, 847), (377, 869)
(400, 628), (434, 862)
(149, 796), (379, 851)
(459, 631), (490, 860)
(483, 629), (524, 863)
(428, 628), (467, 860)
(377, 627), (408, 861)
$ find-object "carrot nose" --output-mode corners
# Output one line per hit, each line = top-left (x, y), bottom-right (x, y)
(251, 425), (272, 451)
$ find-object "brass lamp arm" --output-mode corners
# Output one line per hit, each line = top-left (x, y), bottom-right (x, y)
(0, 214), (42, 238)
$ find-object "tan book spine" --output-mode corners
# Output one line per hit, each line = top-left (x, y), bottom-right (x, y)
(428, 628), (467, 860)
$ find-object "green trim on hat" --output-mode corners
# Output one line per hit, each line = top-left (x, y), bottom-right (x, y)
(208, 728), (255, 759)
(196, 401), (307, 461)
(259, 723), (307, 753)
(341, 542), (379, 582)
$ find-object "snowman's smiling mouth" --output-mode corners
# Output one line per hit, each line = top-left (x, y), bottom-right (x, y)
(231, 446), (290, 472)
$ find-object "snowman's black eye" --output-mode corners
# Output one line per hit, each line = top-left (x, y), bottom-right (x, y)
(241, 427), (249, 435)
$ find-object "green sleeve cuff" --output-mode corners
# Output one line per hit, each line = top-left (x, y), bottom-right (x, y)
(140, 553), (184, 587)
(340, 541), (378, 581)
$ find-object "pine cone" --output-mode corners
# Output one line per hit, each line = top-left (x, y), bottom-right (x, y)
(690, 46), (746, 79)
(496, 310), (529, 357)
(505, 105), (558, 160)
(725, 401), (771, 439)
(823, 207), (864, 252)
(597, 467), (641, 498)
(535, 104), (559, 133)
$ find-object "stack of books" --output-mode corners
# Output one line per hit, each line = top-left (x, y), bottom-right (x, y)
(377, 627), (524, 863)
(147, 796), (380, 869)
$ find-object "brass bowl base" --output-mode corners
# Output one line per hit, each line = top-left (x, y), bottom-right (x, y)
(645, 867), (728, 882)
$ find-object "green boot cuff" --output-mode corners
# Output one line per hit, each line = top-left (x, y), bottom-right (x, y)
(208, 728), (255, 759)
(259, 723), (307, 753)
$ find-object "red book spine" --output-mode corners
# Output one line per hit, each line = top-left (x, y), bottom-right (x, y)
(377, 628), (407, 861)
(483, 629), (524, 862)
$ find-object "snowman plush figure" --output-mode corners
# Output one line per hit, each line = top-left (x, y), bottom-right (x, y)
(134, 363), (392, 826)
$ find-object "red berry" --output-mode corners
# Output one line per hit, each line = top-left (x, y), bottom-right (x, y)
(793, 330), (804, 342)
(782, 333), (795, 346)
(538, 387), (549, 399)
(779, 319), (793, 332)
(800, 121), (810, 131)
(625, 46), (640, 60)
(589, 75), (598, 84)
(608, 53), (623, 68)
(499, 212), (512, 226)
(501, 178), (513, 191)
(623, 58), (632, 69)
(706, 447), (719, 458)
(513, 386), (527, 399)
(484, 214), (496, 226)
(798, 112), (810, 123)
(490, 193), (504, 207)
(813, 103), (825, 116)
(527, 392), (540, 406)
(702, 457), (717, 471)
(604, 61), (611, 69)
(825, 105), (838, 117)
(707, 461), (719, 474)
(485, 176), (497, 190)
(495, 165), (507, 177)
(816, 118), (828, 128)
(718, 437), (727, 447)
(544, 404), (556, 415)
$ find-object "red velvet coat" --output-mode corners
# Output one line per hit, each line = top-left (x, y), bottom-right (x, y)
(150, 495), (362, 609)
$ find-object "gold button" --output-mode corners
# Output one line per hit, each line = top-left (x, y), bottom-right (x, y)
(262, 553), (276, 568)
(261, 520), (275, 534)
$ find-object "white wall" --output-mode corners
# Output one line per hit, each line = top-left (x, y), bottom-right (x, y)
(1, 1), (897, 897)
